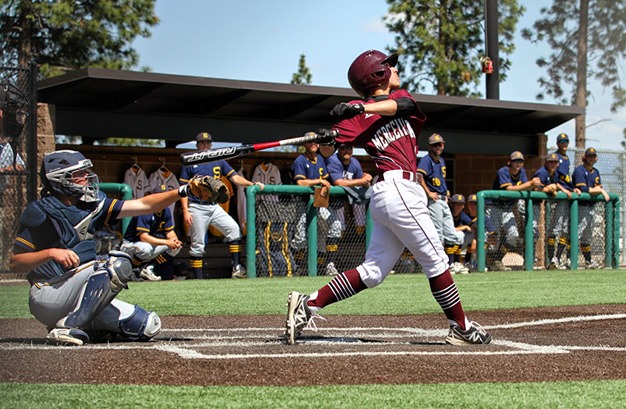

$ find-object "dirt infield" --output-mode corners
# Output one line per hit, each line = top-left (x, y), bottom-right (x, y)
(1, 304), (625, 386)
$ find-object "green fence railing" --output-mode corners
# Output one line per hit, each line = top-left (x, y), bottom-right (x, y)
(476, 190), (621, 272)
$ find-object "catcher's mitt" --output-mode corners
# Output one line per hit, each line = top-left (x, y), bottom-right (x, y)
(186, 175), (230, 203)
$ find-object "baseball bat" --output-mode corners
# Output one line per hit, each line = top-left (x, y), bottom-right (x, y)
(180, 130), (337, 166)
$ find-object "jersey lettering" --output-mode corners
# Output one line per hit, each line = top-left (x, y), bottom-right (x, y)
(371, 118), (416, 151)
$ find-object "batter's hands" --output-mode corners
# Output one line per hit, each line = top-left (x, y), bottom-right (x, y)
(330, 102), (365, 120)
(49, 248), (80, 270)
(316, 129), (338, 145)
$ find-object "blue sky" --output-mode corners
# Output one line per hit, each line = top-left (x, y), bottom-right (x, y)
(133, 0), (625, 151)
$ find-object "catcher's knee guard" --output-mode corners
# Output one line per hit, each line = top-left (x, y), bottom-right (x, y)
(118, 305), (161, 341)
(107, 251), (133, 291)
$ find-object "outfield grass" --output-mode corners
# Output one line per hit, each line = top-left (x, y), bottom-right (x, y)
(1, 269), (624, 407)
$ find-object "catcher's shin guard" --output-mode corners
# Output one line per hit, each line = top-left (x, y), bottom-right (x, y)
(118, 305), (161, 341)
(62, 270), (116, 329)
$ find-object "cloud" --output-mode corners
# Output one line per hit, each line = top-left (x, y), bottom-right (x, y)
(361, 18), (387, 33)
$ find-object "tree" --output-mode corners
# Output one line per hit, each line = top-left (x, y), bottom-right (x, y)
(290, 54), (312, 85)
(0, 0), (158, 77)
(385, 0), (524, 97)
(522, 0), (626, 148)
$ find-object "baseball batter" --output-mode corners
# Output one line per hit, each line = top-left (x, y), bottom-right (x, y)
(572, 147), (610, 269)
(180, 132), (264, 279)
(9, 150), (192, 346)
(285, 49), (491, 346)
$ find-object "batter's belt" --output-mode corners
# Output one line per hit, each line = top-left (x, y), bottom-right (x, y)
(380, 170), (419, 183)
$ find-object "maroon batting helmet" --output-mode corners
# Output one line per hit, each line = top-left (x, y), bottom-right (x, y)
(348, 50), (398, 97)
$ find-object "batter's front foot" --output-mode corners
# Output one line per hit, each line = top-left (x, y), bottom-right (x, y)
(285, 291), (311, 345)
(445, 321), (492, 345)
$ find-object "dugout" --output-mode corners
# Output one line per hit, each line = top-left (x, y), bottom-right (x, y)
(34, 68), (583, 276)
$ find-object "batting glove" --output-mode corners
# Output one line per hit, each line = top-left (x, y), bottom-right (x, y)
(330, 102), (365, 120)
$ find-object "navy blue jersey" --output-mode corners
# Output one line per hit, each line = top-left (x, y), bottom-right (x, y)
(292, 153), (328, 182)
(180, 160), (235, 203)
(124, 208), (175, 241)
(453, 211), (472, 228)
(572, 165), (602, 193)
(417, 154), (448, 195)
(13, 192), (124, 281)
(13, 192), (123, 256)
(554, 151), (574, 190)
(492, 166), (529, 190)
(532, 166), (559, 189)
(325, 154), (364, 183)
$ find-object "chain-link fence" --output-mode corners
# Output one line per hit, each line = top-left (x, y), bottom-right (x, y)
(247, 185), (425, 278)
(477, 190), (620, 271)
(0, 64), (38, 275)
(483, 196), (614, 270)
(250, 187), (367, 277)
(567, 147), (626, 267)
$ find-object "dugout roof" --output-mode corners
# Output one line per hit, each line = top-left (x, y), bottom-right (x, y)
(37, 68), (583, 154)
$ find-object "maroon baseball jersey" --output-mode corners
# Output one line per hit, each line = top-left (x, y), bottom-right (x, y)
(332, 89), (425, 174)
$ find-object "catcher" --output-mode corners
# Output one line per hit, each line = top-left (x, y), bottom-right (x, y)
(9, 150), (221, 346)
(180, 132), (264, 279)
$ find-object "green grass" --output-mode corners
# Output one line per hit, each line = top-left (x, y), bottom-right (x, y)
(1, 269), (625, 407)
(1, 269), (624, 318)
(1, 380), (626, 408)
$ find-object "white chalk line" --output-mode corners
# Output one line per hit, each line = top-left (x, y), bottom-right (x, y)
(1, 313), (625, 360)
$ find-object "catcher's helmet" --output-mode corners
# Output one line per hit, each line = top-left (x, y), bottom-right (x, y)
(348, 50), (398, 98)
(0, 82), (29, 138)
(41, 150), (100, 202)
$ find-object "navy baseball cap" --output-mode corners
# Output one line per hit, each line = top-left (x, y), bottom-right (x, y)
(545, 153), (559, 162)
(428, 133), (445, 145)
(557, 133), (569, 143)
(467, 194), (477, 203)
(450, 193), (465, 204)
(196, 132), (213, 142)
(584, 147), (597, 157)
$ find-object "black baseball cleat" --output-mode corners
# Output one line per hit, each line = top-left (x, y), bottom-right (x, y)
(445, 321), (492, 345)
